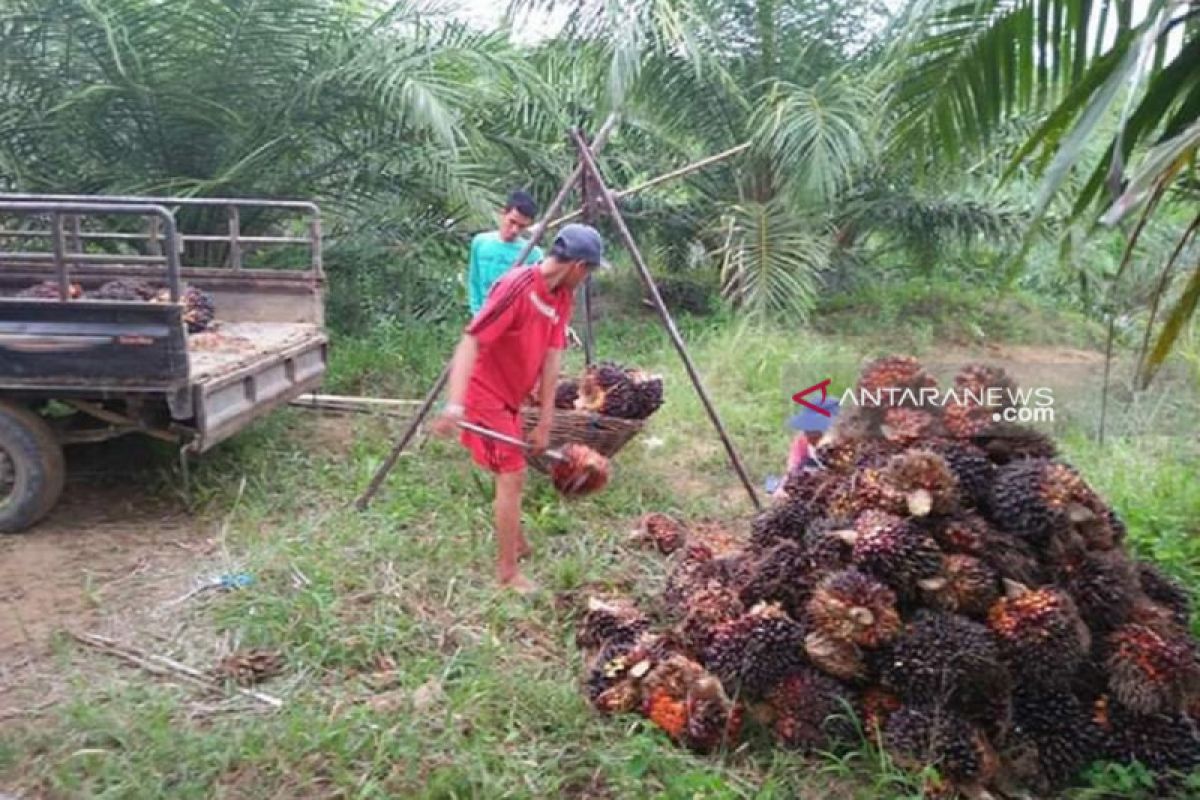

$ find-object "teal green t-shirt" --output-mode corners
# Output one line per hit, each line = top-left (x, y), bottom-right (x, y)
(467, 231), (543, 316)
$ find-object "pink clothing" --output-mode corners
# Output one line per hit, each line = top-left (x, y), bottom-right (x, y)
(787, 434), (811, 472)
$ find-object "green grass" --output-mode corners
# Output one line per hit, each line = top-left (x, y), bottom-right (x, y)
(3, 315), (1198, 799)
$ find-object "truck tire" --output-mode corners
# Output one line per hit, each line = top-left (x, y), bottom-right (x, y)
(0, 400), (65, 533)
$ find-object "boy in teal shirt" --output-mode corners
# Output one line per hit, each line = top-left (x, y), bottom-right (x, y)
(467, 190), (543, 316)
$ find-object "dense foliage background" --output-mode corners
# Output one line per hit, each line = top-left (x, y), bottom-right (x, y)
(0, 0), (1197, 372)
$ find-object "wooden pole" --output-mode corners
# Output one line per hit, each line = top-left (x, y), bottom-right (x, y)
(548, 141), (751, 228)
(580, 136), (597, 366)
(354, 114), (620, 511)
(569, 129), (762, 510)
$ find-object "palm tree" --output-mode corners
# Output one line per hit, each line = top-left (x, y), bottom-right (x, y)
(895, 0), (1200, 386)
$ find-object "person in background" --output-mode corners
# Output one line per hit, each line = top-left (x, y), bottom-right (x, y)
(433, 224), (609, 593)
(467, 190), (543, 316)
(765, 398), (840, 499)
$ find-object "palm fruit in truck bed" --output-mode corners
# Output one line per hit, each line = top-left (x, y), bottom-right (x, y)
(153, 285), (216, 333)
(90, 279), (157, 301)
(16, 280), (82, 299)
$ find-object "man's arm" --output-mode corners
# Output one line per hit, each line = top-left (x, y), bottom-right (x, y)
(530, 348), (562, 454)
(432, 334), (479, 437)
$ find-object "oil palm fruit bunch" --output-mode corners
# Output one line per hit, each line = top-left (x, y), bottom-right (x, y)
(919, 555), (1000, 618)
(990, 459), (1093, 546)
(1006, 686), (1104, 794)
(554, 379), (579, 410)
(213, 648), (283, 685)
(701, 602), (806, 698)
(1050, 547), (1140, 633)
(880, 449), (960, 517)
(576, 362), (664, 420)
(1096, 700), (1200, 778)
(922, 439), (994, 511)
(987, 585), (1090, 685)
(678, 585), (745, 653)
(577, 596), (651, 653)
(856, 355), (938, 409)
(17, 280), (83, 299)
(883, 705), (1000, 792)
(941, 401), (995, 440)
(880, 407), (943, 446)
(152, 285), (215, 332)
(750, 495), (815, 547)
(549, 444), (610, 497)
(973, 421), (1058, 465)
(1104, 621), (1200, 716)
(953, 363), (1018, 410)
(90, 278), (157, 301)
(764, 667), (856, 752)
(805, 568), (902, 651)
(1137, 562), (1192, 627)
(630, 512), (688, 555)
(847, 511), (943, 599)
(681, 674), (743, 753)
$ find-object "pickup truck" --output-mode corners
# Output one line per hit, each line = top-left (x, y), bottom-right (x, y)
(0, 195), (328, 532)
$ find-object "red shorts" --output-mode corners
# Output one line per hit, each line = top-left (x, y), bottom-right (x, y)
(460, 404), (526, 474)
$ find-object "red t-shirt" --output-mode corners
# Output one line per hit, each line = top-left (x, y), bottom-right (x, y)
(464, 265), (573, 411)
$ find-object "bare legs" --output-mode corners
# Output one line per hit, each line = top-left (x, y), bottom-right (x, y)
(494, 470), (534, 593)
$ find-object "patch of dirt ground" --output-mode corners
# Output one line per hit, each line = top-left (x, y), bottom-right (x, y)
(0, 442), (219, 708)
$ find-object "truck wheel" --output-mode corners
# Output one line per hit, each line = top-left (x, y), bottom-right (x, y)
(0, 400), (65, 533)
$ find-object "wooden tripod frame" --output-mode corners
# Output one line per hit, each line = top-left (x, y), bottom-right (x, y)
(355, 120), (761, 511)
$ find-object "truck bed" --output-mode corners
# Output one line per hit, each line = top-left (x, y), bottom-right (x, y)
(188, 322), (323, 383)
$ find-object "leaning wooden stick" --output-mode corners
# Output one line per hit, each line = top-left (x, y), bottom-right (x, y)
(72, 631), (283, 709)
(569, 129), (762, 510)
(354, 114), (621, 511)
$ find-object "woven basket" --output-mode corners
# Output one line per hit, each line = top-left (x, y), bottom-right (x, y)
(520, 406), (645, 474)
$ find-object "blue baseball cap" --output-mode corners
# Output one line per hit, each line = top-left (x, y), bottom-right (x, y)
(552, 223), (609, 268)
(789, 398), (840, 433)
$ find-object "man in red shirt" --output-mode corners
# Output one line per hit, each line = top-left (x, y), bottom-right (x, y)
(432, 224), (608, 593)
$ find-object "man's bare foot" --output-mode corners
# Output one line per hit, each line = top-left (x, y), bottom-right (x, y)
(498, 572), (538, 595)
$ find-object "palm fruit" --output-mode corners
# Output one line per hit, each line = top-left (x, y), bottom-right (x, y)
(153, 285), (215, 333)
(806, 568), (902, 650)
(1006, 685), (1104, 793)
(645, 686), (688, 738)
(856, 355), (938, 409)
(549, 444), (610, 497)
(1137, 562), (1192, 627)
(860, 687), (903, 734)
(804, 630), (867, 682)
(627, 370), (665, 419)
(630, 512), (688, 555)
(597, 379), (641, 418)
(702, 603), (806, 698)
(923, 438), (995, 510)
(213, 648), (283, 685)
(813, 438), (864, 474)
(880, 449), (960, 517)
(973, 422), (1058, 465)
(16, 280), (83, 300)
(987, 585), (1090, 685)
(750, 497), (813, 548)
(839, 466), (907, 517)
(880, 407), (944, 446)
(1099, 702), (1200, 776)
(682, 674), (742, 753)
(641, 652), (707, 701)
(1053, 548), (1140, 633)
(577, 361), (627, 411)
(584, 639), (640, 708)
(990, 459), (1091, 545)
(765, 667), (856, 752)
(927, 512), (990, 556)
(953, 362), (1018, 409)
(577, 596), (651, 652)
(942, 401), (994, 440)
(663, 542), (746, 613)
(779, 466), (842, 511)
(920, 554), (1000, 618)
(849, 510), (943, 597)
(1105, 622), (1200, 716)
(738, 539), (812, 618)
(883, 706), (999, 788)
(878, 611), (1010, 728)
(90, 279), (157, 301)
(678, 585), (745, 653)
(554, 379), (579, 410)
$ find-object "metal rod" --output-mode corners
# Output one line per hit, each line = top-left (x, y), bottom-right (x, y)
(354, 114), (620, 511)
(0, 251), (168, 265)
(0, 192), (319, 213)
(51, 213), (69, 300)
(549, 141), (751, 228)
(228, 205), (242, 270)
(570, 129), (762, 510)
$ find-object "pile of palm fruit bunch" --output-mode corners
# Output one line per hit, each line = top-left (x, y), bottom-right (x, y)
(14, 280), (83, 299)
(87, 279), (216, 332)
(555, 361), (664, 420)
(578, 355), (1200, 797)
